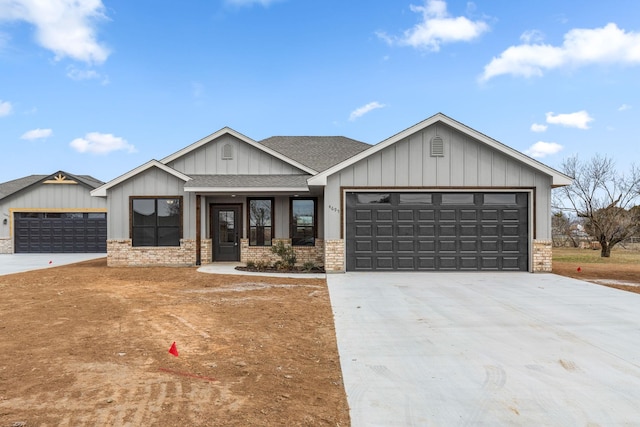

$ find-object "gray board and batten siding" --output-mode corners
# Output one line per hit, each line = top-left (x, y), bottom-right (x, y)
(104, 134), (314, 241)
(164, 134), (308, 176)
(324, 121), (553, 241)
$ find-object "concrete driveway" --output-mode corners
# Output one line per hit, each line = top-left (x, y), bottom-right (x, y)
(327, 272), (640, 426)
(0, 253), (106, 276)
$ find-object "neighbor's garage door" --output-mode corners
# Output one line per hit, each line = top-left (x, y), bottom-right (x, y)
(346, 192), (528, 271)
(14, 212), (107, 253)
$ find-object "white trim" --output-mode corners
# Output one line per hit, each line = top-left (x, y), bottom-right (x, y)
(184, 187), (309, 193)
(160, 127), (318, 175)
(308, 113), (573, 187)
(90, 160), (192, 197)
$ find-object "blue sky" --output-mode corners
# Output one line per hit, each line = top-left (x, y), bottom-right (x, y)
(1, 0), (639, 183)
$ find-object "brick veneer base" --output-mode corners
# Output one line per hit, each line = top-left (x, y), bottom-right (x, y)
(240, 238), (324, 267)
(532, 239), (552, 272)
(107, 239), (212, 267)
(0, 238), (12, 254)
(324, 239), (345, 272)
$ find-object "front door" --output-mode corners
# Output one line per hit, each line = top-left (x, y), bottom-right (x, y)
(212, 205), (241, 261)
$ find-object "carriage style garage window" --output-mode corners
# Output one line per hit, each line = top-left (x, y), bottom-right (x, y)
(290, 198), (316, 246)
(131, 197), (182, 247)
(248, 198), (273, 246)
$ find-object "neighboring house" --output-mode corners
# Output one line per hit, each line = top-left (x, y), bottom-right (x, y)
(91, 113), (572, 272)
(0, 171), (107, 254)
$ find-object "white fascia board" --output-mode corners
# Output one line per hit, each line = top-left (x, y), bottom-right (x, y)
(160, 127), (318, 175)
(184, 186), (309, 193)
(90, 160), (191, 197)
(308, 113), (573, 187)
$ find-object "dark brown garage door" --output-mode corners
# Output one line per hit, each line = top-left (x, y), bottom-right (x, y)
(14, 212), (107, 253)
(346, 192), (528, 271)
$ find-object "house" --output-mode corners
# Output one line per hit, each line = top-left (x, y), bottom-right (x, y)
(91, 113), (572, 272)
(0, 171), (107, 254)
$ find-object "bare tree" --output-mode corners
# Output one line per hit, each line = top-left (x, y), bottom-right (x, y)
(556, 154), (640, 257)
(551, 211), (583, 248)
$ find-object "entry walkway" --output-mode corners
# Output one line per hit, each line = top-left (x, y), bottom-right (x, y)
(327, 272), (640, 426)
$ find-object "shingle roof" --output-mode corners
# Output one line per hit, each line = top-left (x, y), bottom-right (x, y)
(0, 172), (104, 201)
(259, 136), (370, 172)
(184, 174), (310, 190)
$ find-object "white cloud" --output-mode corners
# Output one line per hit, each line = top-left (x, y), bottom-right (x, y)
(0, 0), (110, 64)
(377, 0), (489, 51)
(530, 123), (547, 132)
(520, 29), (544, 44)
(618, 104), (632, 111)
(525, 141), (563, 158)
(69, 132), (136, 154)
(0, 100), (12, 116)
(66, 65), (109, 84)
(481, 23), (640, 81)
(21, 128), (52, 140)
(546, 110), (593, 130)
(349, 101), (386, 121)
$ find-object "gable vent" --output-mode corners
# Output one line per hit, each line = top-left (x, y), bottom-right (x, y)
(430, 136), (444, 157)
(222, 143), (233, 160)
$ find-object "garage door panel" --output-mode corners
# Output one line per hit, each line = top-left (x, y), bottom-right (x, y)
(418, 225), (435, 236)
(439, 240), (457, 252)
(398, 210), (414, 221)
(460, 257), (479, 270)
(355, 225), (372, 237)
(460, 240), (478, 252)
(480, 257), (499, 270)
(397, 257), (415, 270)
(418, 210), (435, 221)
(355, 241), (372, 252)
(376, 240), (393, 252)
(418, 240), (436, 252)
(355, 210), (372, 221)
(397, 225), (414, 236)
(376, 225), (393, 236)
(376, 210), (393, 221)
(397, 240), (414, 252)
(417, 257), (436, 270)
(375, 257), (394, 270)
(346, 192), (528, 272)
(440, 210), (456, 221)
(460, 210), (477, 221)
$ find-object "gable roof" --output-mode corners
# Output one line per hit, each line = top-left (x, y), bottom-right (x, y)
(259, 136), (370, 172)
(160, 127), (318, 175)
(307, 112), (573, 187)
(0, 171), (104, 201)
(90, 160), (191, 197)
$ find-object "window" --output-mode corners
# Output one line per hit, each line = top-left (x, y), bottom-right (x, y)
(291, 198), (316, 246)
(248, 198), (273, 246)
(356, 193), (391, 204)
(483, 193), (517, 205)
(441, 193), (474, 205)
(399, 193), (433, 204)
(131, 197), (182, 247)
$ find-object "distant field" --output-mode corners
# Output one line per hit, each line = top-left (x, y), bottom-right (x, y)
(553, 247), (640, 264)
(552, 247), (640, 294)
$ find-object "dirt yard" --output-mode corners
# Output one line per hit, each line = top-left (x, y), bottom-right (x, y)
(0, 259), (349, 426)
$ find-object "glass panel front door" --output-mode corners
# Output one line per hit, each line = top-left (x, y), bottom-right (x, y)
(212, 205), (241, 261)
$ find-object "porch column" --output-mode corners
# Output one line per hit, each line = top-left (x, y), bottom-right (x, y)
(195, 194), (201, 265)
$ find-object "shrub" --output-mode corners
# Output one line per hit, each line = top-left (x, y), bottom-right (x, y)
(255, 260), (270, 270)
(302, 261), (316, 272)
(245, 260), (256, 269)
(271, 241), (297, 269)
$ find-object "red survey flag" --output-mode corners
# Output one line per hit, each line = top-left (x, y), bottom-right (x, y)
(169, 342), (179, 357)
